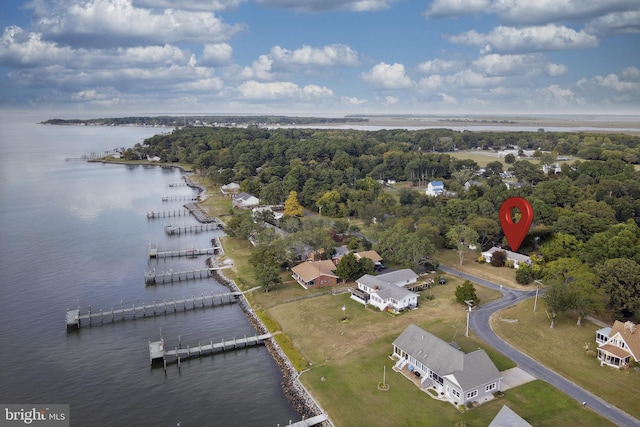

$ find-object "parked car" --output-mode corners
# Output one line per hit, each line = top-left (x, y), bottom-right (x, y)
(438, 276), (446, 284)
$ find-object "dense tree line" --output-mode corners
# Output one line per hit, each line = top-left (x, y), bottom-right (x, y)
(137, 126), (640, 320)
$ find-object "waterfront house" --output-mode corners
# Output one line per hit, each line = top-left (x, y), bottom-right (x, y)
(221, 182), (240, 196)
(351, 269), (419, 312)
(426, 181), (445, 197)
(481, 247), (531, 269)
(392, 324), (502, 406)
(596, 321), (640, 368)
(291, 260), (339, 289)
(232, 192), (260, 209)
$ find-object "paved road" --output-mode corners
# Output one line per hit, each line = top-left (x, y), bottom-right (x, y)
(439, 265), (640, 427)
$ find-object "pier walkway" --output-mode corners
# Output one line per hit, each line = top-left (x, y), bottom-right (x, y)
(148, 244), (222, 259)
(65, 292), (240, 329)
(144, 265), (230, 284)
(149, 332), (273, 366)
(162, 195), (197, 202)
(147, 210), (188, 219)
(164, 223), (222, 235)
(282, 415), (330, 426)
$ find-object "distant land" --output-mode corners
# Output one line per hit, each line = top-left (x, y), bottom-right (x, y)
(39, 115), (368, 127)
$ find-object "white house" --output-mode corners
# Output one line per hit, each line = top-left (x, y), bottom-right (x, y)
(392, 324), (502, 406)
(351, 269), (419, 312)
(221, 182), (240, 196)
(481, 247), (531, 269)
(232, 192), (260, 209)
(426, 181), (445, 197)
(252, 206), (283, 221)
(596, 321), (640, 369)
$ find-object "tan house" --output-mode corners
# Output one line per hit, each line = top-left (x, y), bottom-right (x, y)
(291, 260), (339, 289)
(596, 321), (640, 368)
(355, 250), (383, 264)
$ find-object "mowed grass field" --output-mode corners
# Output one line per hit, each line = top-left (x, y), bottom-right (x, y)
(249, 271), (615, 427)
(492, 298), (640, 421)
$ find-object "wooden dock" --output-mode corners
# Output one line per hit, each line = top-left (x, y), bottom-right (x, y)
(65, 292), (240, 329)
(164, 223), (222, 235)
(148, 244), (221, 259)
(282, 415), (330, 426)
(162, 195), (197, 202)
(147, 210), (188, 219)
(144, 265), (230, 284)
(149, 332), (273, 366)
(168, 182), (187, 187)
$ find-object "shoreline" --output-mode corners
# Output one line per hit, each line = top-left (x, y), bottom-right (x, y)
(182, 174), (330, 425)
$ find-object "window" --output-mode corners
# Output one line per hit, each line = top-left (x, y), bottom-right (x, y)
(485, 383), (497, 392)
(430, 371), (444, 385)
(466, 390), (478, 399)
(451, 389), (460, 398)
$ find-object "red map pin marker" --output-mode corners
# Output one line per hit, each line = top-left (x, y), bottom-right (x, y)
(499, 197), (533, 252)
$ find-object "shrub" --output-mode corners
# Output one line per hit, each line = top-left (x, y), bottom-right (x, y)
(477, 255), (486, 264)
(515, 264), (533, 284)
(490, 250), (506, 267)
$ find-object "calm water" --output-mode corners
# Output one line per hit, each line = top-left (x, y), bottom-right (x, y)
(0, 112), (299, 426)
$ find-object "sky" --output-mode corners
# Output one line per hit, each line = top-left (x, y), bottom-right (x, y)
(0, 0), (639, 116)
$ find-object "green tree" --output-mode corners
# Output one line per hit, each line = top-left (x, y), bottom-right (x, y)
(504, 153), (516, 164)
(336, 252), (360, 282)
(596, 258), (640, 318)
(515, 264), (533, 284)
(543, 282), (572, 328)
(284, 190), (304, 217)
(446, 225), (479, 266)
(455, 280), (479, 305)
(254, 263), (282, 292)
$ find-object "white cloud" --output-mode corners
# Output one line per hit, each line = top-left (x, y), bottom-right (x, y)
(418, 75), (444, 91)
(270, 44), (359, 68)
(438, 93), (458, 104)
(0, 26), (75, 67)
(425, 0), (640, 27)
(132, 0), (245, 12)
(424, 0), (490, 19)
(417, 58), (465, 74)
(447, 24), (599, 54)
(200, 43), (233, 66)
(538, 84), (586, 107)
(585, 10), (640, 35)
(577, 67), (640, 94)
(449, 69), (504, 88)
(341, 96), (368, 105)
(490, 0), (639, 26)
(473, 53), (566, 76)
(240, 55), (275, 80)
(31, 0), (244, 47)
(256, 0), (399, 12)
(237, 80), (334, 100)
(361, 62), (413, 89)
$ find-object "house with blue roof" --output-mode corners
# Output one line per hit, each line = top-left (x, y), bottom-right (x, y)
(426, 181), (445, 197)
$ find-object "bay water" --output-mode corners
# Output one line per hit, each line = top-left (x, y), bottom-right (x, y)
(0, 112), (299, 426)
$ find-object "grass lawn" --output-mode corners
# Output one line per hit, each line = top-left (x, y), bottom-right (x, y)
(189, 180), (620, 427)
(491, 297), (640, 420)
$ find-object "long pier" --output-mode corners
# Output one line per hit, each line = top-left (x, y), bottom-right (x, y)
(164, 223), (222, 235)
(144, 265), (230, 284)
(148, 245), (221, 259)
(162, 195), (197, 202)
(149, 332), (273, 366)
(65, 292), (240, 329)
(147, 210), (188, 219)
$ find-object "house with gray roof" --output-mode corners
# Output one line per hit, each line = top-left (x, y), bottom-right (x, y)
(481, 247), (531, 269)
(488, 405), (532, 427)
(392, 324), (502, 406)
(351, 269), (418, 312)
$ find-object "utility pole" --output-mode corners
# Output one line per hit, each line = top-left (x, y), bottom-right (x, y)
(465, 300), (474, 337)
(533, 280), (541, 312)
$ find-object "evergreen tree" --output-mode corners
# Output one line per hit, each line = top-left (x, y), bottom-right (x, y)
(455, 280), (479, 305)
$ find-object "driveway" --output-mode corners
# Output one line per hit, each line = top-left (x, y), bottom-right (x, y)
(439, 265), (640, 427)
